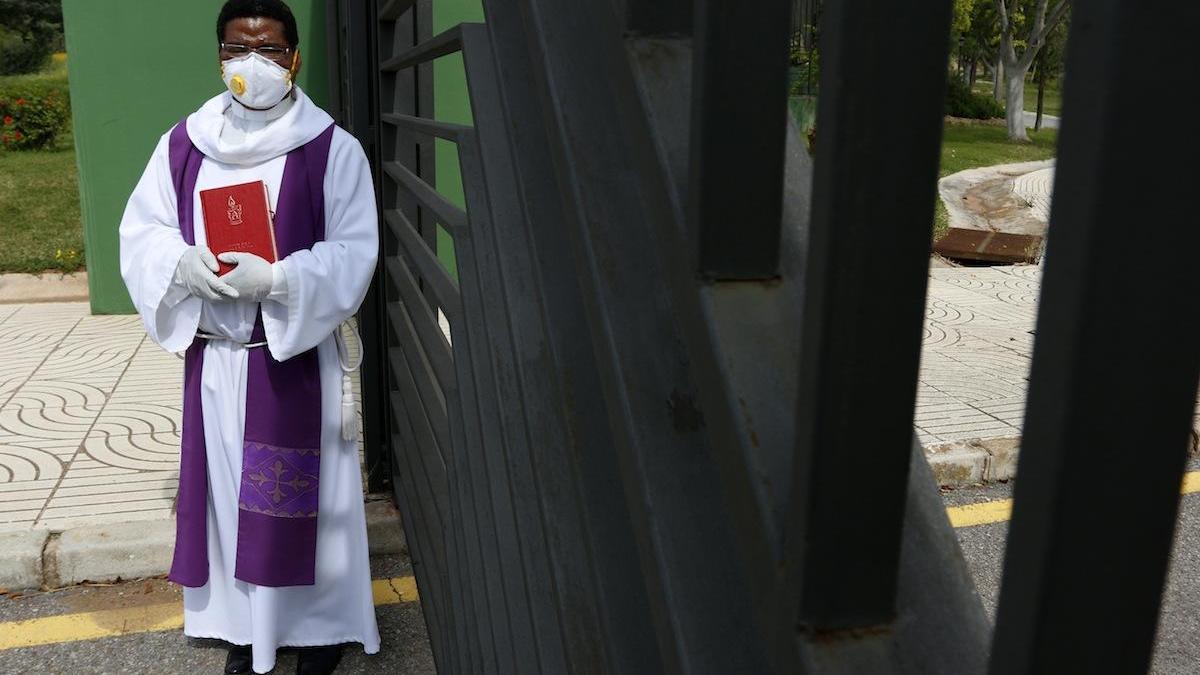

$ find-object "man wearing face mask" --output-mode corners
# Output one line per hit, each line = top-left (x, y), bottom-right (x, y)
(117, 2), (380, 673)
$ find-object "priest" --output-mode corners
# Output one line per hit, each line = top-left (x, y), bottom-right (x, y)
(118, 1), (380, 673)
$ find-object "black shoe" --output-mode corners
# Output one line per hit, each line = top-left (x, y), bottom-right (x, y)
(295, 645), (344, 675)
(224, 644), (253, 674)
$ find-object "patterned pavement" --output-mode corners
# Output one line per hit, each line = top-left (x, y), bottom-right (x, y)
(0, 266), (1070, 533)
(917, 265), (1039, 445)
(0, 303), (366, 535)
(1012, 166), (1055, 224)
(0, 303), (179, 533)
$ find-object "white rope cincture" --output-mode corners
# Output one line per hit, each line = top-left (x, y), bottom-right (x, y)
(176, 331), (269, 358)
(334, 320), (364, 442)
(196, 331), (269, 348)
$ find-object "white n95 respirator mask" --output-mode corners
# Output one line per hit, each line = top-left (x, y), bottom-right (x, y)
(221, 51), (296, 109)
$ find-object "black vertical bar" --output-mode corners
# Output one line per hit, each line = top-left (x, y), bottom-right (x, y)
(503, 0), (771, 670)
(324, 0), (344, 124)
(477, 5), (668, 672)
(338, 0), (390, 496)
(783, 0), (953, 630)
(990, 3), (1200, 674)
(622, 0), (692, 35)
(414, 0), (439, 313)
(690, 0), (791, 279)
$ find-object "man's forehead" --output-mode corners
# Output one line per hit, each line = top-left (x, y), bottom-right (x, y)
(224, 16), (286, 43)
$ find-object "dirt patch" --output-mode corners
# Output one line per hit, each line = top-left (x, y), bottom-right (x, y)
(959, 174), (1046, 236)
(55, 577), (180, 614)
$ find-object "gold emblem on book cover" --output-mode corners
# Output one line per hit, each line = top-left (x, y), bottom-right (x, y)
(227, 195), (244, 226)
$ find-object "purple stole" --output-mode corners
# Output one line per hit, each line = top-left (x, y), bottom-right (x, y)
(167, 118), (335, 587)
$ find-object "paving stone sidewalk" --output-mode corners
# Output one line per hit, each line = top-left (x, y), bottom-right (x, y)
(0, 304), (365, 538)
(1, 264), (1165, 535)
(916, 264), (1040, 446)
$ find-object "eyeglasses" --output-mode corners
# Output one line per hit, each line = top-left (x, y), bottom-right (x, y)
(219, 42), (293, 64)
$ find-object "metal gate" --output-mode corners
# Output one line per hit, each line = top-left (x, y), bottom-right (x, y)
(327, 1), (1198, 673)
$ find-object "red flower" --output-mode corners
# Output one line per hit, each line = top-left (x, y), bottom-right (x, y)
(13, 131), (22, 140)
(14, 98), (25, 106)
(2, 116), (12, 125)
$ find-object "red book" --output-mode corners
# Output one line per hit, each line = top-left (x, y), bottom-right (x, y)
(199, 180), (278, 276)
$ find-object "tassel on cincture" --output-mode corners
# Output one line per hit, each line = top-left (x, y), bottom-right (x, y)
(341, 372), (357, 441)
(335, 320), (363, 443)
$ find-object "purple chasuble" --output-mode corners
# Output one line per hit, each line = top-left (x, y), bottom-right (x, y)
(167, 117), (335, 587)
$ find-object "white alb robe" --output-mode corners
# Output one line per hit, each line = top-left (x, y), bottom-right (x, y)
(119, 87), (381, 674)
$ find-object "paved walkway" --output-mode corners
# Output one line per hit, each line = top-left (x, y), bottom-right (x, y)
(916, 265), (1039, 446)
(0, 304), (362, 535)
(0, 265), (1146, 531)
(1021, 111), (1060, 129)
(1011, 165), (1055, 223)
(938, 159), (1056, 237)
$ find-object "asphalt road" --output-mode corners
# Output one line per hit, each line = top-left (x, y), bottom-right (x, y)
(946, 478), (1200, 675)
(0, 555), (435, 674)
(4, 487), (1200, 674)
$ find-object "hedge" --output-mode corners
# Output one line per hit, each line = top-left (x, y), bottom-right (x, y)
(0, 73), (71, 151)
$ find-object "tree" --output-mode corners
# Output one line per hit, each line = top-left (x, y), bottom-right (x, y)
(1031, 11), (1068, 130)
(0, 0), (62, 34)
(958, 1), (998, 90)
(993, 0), (1070, 141)
(0, 0), (63, 75)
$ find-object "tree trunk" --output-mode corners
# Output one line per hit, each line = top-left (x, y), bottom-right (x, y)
(993, 54), (1004, 100)
(1005, 64), (1030, 142)
(968, 60), (977, 87)
(1035, 71), (1045, 131)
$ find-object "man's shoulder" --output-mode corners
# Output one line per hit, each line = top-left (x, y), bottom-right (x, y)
(329, 123), (360, 145)
(328, 125), (369, 162)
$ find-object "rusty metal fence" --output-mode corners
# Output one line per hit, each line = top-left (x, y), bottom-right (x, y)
(327, 0), (1198, 672)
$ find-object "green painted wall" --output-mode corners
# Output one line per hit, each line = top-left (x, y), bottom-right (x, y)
(62, 0), (330, 314)
(433, 0), (484, 277)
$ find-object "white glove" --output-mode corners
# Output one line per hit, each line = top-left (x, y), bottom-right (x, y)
(173, 246), (238, 301)
(218, 252), (275, 302)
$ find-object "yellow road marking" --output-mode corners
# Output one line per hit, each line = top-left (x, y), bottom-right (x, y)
(947, 470), (1200, 529)
(947, 498), (1014, 528)
(372, 575), (419, 606)
(0, 575), (418, 652)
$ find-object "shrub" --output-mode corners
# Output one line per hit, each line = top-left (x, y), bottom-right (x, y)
(945, 77), (1005, 120)
(0, 27), (51, 76)
(0, 83), (70, 150)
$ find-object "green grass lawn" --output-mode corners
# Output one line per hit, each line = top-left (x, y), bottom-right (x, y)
(0, 56), (83, 274)
(972, 78), (1062, 118)
(0, 54), (69, 91)
(0, 133), (84, 274)
(934, 124), (1058, 240)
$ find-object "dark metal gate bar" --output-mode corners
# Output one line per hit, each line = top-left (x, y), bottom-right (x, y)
(784, 0), (954, 632)
(329, 0), (1200, 672)
(990, 2), (1199, 673)
(325, 0), (388, 493)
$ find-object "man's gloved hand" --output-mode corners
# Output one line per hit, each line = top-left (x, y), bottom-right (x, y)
(218, 252), (275, 302)
(174, 246), (238, 301)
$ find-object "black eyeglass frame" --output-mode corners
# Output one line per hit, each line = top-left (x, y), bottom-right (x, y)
(218, 42), (294, 62)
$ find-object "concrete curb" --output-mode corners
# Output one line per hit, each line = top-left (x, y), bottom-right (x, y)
(926, 427), (1199, 488)
(924, 437), (1021, 488)
(0, 500), (407, 591)
(0, 531), (49, 591)
(0, 272), (89, 304)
